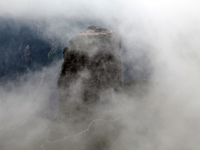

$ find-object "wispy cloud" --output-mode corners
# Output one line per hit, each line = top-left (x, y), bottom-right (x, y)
(1, 0), (200, 149)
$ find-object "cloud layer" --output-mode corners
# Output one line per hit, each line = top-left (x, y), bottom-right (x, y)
(1, 0), (200, 149)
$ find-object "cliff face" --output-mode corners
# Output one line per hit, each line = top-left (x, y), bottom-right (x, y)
(58, 26), (122, 116)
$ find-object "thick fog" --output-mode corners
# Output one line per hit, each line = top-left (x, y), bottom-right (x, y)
(1, 0), (200, 149)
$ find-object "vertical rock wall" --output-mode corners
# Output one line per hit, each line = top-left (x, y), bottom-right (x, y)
(58, 27), (122, 116)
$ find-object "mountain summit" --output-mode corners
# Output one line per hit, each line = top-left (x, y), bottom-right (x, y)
(58, 26), (122, 116)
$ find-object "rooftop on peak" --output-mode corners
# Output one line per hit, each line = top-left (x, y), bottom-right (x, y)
(79, 26), (110, 35)
(87, 26), (97, 30)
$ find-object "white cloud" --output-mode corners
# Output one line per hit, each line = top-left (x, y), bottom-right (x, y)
(1, 0), (200, 149)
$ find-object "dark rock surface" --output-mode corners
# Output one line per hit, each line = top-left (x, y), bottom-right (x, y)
(44, 27), (151, 150)
(45, 27), (123, 150)
(58, 27), (122, 116)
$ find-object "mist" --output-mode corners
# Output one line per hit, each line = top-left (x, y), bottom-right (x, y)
(1, 0), (200, 149)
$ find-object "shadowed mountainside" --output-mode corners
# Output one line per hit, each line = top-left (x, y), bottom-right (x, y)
(0, 18), (63, 82)
(58, 26), (122, 116)
(43, 27), (123, 150)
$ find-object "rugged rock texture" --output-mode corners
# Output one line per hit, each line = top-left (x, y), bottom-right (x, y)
(44, 27), (123, 150)
(58, 26), (122, 116)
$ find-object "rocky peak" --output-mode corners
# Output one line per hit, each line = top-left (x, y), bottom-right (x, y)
(58, 26), (122, 116)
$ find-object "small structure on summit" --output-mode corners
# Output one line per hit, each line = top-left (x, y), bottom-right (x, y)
(58, 26), (122, 116)
(79, 26), (110, 35)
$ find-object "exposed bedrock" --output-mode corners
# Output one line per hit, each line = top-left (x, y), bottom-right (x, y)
(58, 27), (122, 116)
(47, 27), (123, 150)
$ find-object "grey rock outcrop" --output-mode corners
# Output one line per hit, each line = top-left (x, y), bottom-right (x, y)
(58, 26), (122, 116)
(44, 27), (122, 150)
